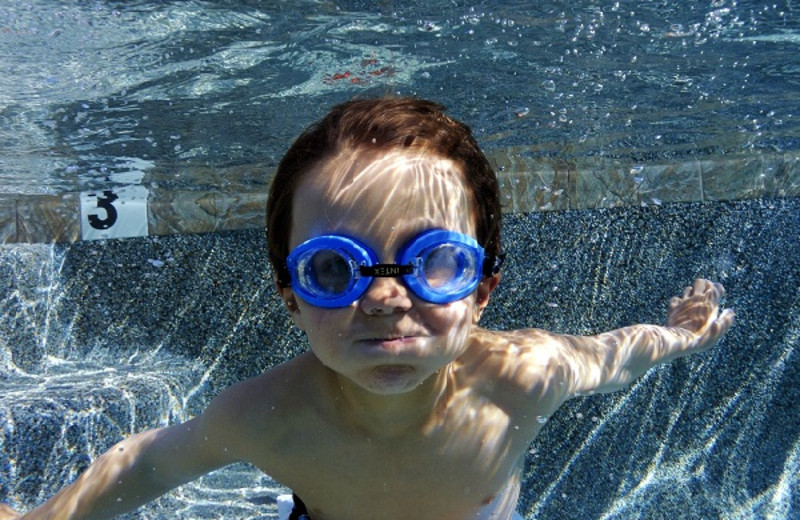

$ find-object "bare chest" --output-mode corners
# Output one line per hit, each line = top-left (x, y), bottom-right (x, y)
(253, 412), (526, 520)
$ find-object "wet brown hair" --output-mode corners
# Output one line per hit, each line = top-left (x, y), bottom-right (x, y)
(267, 97), (502, 285)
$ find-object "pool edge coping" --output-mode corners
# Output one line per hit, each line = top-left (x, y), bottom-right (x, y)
(2, 151), (798, 244)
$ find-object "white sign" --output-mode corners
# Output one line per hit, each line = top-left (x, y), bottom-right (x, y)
(80, 185), (149, 241)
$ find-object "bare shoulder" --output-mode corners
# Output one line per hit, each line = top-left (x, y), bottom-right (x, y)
(466, 327), (569, 368)
(451, 327), (579, 435)
(463, 327), (572, 400)
(196, 353), (321, 459)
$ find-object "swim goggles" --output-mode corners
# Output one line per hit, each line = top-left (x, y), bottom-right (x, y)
(284, 229), (503, 308)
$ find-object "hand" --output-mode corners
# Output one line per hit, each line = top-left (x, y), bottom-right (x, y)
(667, 279), (735, 351)
(0, 504), (22, 520)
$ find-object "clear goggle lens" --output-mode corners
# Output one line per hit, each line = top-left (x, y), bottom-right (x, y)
(293, 250), (360, 301)
(418, 242), (479, 291)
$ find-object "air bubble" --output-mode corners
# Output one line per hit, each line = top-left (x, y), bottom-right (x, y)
(419, 21), (440, 32)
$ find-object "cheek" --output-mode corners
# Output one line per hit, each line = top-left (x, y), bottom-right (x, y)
(298, 310), (345, 364)
(423, 299), (475, 337)
(302, 307), (354, 343)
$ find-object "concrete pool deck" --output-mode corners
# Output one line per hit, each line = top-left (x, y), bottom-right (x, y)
(1, 150), (798, 244)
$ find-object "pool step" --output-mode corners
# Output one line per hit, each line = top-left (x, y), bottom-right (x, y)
(0, 361), (288, 518)
(0, 361), (194, 501)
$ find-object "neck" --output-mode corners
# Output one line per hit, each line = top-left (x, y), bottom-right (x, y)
(326, 366), (453, 438)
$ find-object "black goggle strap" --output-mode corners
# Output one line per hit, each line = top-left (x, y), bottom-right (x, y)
(359, 264), (414, 277)
(483, 253), (506, 277)
(277, 263), (292, 288)
(277, 262), (416, 287)
(358, 255), (504, 279)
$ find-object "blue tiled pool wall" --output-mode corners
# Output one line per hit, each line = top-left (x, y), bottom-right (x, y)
(1, 197), (798, 518)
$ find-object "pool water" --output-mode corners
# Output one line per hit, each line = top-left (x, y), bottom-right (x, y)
(1, 1), (798, 518)
(2, 0), (798, 197)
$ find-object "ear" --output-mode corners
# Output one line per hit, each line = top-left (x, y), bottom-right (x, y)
(474, 273), (501, 323)
(275, 281), (305, 330)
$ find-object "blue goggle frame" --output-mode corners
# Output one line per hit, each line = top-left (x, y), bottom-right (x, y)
(284, 229), (500, 308)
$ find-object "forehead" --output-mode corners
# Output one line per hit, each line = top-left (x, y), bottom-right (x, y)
(290, 148), (476, 247)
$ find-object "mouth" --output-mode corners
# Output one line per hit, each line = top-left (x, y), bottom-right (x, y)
(361, 335), (416, 344)
(370, 334), (412, 341)
(356, 334), (424, 353)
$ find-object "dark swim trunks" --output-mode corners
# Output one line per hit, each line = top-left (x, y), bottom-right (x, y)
(281, 491), (524, 519)
(288, 493), (310, 520)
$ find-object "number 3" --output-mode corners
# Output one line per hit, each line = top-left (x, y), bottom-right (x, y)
(88, 190), (119, 230)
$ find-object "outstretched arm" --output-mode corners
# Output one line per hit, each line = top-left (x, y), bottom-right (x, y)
(563, 278), (734, 396)
(0, 504), (21, 520)
(2, 393), (242, 520)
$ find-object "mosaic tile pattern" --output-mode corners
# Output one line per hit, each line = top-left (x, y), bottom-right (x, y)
(0, 196), (16, 244)
(3, 194), (81, 244)
(2, 152), (798, 244)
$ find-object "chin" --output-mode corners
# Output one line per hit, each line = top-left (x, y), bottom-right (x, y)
(360, 365), (428, 394)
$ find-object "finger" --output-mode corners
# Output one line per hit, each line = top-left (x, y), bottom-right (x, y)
(709, 308), (735, 339)
(712, 282), (725, 302)
(704, 284), (718, 304)
(719, 308), (735, 329)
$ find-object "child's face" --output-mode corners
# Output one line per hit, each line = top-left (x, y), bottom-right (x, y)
(281, 148), (492, 395)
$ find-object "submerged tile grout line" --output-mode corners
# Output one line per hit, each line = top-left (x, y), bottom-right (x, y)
(1, 151), (798, 245)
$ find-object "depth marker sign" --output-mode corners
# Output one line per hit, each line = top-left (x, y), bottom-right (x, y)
(80, 186), (149, 241)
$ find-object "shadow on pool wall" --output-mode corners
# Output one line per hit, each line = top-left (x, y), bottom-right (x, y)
(0, 197), (797, 519)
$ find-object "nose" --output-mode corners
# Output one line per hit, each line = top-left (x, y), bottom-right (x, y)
(358, 276), (413, 315)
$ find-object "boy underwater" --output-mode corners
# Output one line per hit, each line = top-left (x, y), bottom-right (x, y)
(0, 97), (734, 520)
